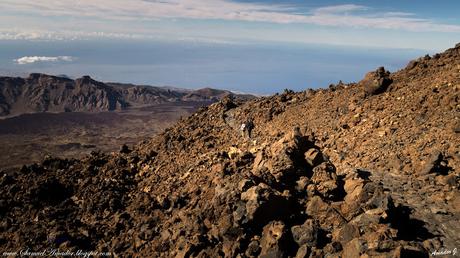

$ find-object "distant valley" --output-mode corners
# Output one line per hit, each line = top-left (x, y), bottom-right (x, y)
(0, 73), (253, 168)
(0, 73), (252, 118)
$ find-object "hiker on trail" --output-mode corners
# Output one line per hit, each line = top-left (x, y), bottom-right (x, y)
(240, 119), (254, 138)
(240, 122), (246, 137)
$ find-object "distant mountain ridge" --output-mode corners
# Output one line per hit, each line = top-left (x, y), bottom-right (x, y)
(0, 73), (252, 117)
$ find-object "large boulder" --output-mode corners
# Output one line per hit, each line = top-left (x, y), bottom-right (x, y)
(240, 183), (292, 227)
(306, 196), (346, 231)
(310, 162), (339, 199)
(360, 67), (393, 95)
(341, 171), (394, 221)
(252, 129), (310, 183)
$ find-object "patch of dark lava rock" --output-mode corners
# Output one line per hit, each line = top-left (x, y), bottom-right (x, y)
(0, 152), (139, 252)
(1, 130), (430, 257)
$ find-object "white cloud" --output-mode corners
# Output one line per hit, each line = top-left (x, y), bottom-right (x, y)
(0, 0), (459, 42)
(0, 29), (151, 41)
(14, 56), (75, 65)
(0, 29), (243, 46)
(313, 4), (368, 14)
(383, 12), (415, 17)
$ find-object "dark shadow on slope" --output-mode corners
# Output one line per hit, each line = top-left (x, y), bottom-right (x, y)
(390, 205), (435, 241)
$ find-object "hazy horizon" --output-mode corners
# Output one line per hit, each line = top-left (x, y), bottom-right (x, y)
(1, 39), (433, 94)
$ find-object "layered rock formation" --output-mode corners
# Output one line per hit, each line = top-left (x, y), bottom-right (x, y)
(0, 74), (250, 117)
(0, 74), (128, 116)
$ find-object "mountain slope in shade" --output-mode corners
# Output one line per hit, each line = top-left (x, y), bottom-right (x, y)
(0, 74), (253, 117)
(0, 43), (459, 256)
(0, 74), (127, 116)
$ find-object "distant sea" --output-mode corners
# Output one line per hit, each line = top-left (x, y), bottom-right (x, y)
(0, 39), (430, 94)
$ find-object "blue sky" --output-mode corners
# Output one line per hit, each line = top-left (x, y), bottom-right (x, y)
(0, 1), (459, 93)
(1, 0), (459, 49)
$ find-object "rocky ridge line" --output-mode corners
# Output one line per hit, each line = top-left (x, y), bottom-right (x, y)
(0, 74), (252, 117)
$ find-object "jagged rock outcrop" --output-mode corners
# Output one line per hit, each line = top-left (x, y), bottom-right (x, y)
(360, 66), (393, 95)
(0, 74), (128, 115)
(2, 129), (423, 257)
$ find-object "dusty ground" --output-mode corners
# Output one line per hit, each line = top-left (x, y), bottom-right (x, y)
(0, 102), (205, 169)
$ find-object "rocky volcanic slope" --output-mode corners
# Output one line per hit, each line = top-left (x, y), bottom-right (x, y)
(1, 44), (459, 257)
(0, 74), (245, 117)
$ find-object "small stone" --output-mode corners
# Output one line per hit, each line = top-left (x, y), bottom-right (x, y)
(420, 151), (450, 175)
(453, 122), (460, 133)
(342, 238), (366, 258)
(291, 219), (319, 247)
(332, 223), (360, 244)
(245, 240), (261, 257)
(377, 130), (387, 137)
(430, 206), (448, 214)
(392, 245), (429, 258)
(120, 144), (131, 154)
(306, 196), (346, 230)
(323, 241), (342, 254)
(295, 245), (311, 258)
(238, 179), (254, 192)
(228, 147), (241, 159)
(211, 163), (224, 175)
(422, 238), (442, 251)
(295, 177), (309, 193)
(304, 148), (323, 167)
(311, 162), (338, 198)
(259, 221), (290, 258)
(440, 173), (457, 187)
